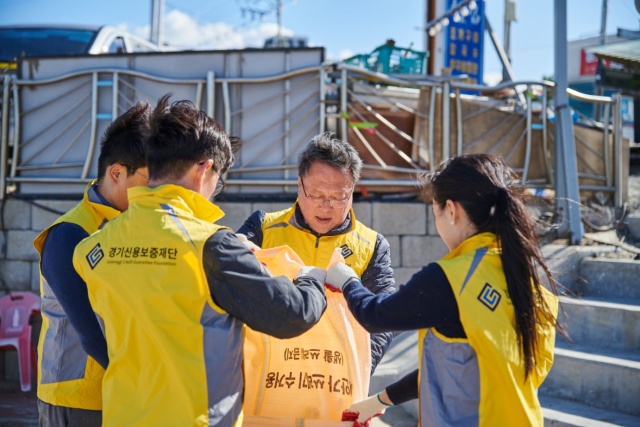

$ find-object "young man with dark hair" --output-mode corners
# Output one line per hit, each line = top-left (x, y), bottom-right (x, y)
(33, 102), (151, 426)
(72, 94), (327, 426)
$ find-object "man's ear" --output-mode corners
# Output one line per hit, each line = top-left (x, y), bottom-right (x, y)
(194, 159), (214, 187)
(107, 163), (127, 184)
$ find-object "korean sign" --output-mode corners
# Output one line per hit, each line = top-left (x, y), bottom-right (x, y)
(444, 0), (486, 86)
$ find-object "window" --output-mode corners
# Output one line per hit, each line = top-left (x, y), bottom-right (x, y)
(0, 27), (97, 61)
(107, 37), (126, 54)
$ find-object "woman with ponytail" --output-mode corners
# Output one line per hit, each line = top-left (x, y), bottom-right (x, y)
(327, 154), (563, 426)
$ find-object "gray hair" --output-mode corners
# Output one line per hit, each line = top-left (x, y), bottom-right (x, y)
(297, 132), (362, 183)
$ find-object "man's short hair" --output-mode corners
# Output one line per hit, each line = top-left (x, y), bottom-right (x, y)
(298, 132), (362, 183)
(97, 102), (151, 179)
(146, 94), (240, 181)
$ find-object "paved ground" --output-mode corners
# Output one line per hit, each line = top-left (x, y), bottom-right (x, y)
(0, 379), (417, 427)
(0, 382), (38, 427)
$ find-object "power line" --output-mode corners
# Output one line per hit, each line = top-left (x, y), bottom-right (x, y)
(237, 0), (276, 22)
(236, 0), (298, 46)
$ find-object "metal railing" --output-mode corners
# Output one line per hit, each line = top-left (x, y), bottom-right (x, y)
(1, 68), (206, 196)
(0, 62), (625, 209)
(214, 65), (323, 191)
(334, 64), (624, 205)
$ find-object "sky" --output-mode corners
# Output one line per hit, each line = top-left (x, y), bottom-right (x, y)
(1, 0), (639, 85)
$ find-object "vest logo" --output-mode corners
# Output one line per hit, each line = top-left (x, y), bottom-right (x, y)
(477, 283), (501, 311)
(340, 244), (353, 259)
(86, 243), (104, 269)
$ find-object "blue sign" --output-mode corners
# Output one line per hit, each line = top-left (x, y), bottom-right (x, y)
(444, 0), (485, 86)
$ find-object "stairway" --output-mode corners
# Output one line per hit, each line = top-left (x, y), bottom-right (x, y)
(540, 257), (640, 427)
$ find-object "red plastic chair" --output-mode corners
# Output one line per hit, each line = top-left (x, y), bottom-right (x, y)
(0, 291), (41, 392)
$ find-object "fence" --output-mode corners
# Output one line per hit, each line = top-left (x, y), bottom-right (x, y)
(0, 53), (627, 209)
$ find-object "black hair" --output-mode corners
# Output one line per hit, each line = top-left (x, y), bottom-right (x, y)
(298, 132), (362, 183)
(97, 101), (151, 180)
(146, 93), (241, 181)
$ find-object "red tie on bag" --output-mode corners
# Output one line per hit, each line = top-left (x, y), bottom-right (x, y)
(341, 410), (375, 427)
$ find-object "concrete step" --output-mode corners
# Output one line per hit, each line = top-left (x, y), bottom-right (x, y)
(578, 259), (640, 299)
(541, 394), (640, 427)
(370, 331), (418, 392)
(540, 344), (640, 417)
(558, 296), (640, 352)
(369, 331), (419, 420)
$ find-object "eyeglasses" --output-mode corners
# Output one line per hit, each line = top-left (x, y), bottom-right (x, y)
(132, 169), (149, 181)
(122, 164), (149, 182)
(213, 169), (225, 197)
(300, 177), (353, 208)
(197, 160), (226, 197)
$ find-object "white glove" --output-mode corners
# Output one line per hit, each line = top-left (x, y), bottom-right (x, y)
(326, 262), (360, 291)
(236, 233), (260, 251)
(345, 392), (390, 423)
(294, 266), (327, 285)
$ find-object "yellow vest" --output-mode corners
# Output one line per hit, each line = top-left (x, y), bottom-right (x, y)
(243, 205), (374, 420)
(262, 204), (376, 273)
(417, 232), (557, 426)
(33, 181), (116, 410)
(73, 184), (243, 427)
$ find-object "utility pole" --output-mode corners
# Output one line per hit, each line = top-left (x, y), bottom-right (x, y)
(150, 0), (165, 47)
(276, 0), (283, 47)
(424, 0), (433, 74)
(502, 0), (517, 82)
(554, 0), (583, 244)
(599, 0), (608, 47)
(595, 0), (608, 121)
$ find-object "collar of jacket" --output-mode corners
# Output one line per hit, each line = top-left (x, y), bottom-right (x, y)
(292, 201), (354, 237)
(85, 180), (120, 221)
(441, 232), (500, 261)
(127, 184), (225, 224)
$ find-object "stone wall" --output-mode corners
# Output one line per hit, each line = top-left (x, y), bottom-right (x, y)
(0, 197), (447, 382)
(0, 198), (448, 293)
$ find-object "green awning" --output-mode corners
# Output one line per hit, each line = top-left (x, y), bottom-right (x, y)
(588, 40), (640, 71)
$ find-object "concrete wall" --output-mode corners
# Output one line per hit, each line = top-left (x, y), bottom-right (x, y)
(0, 198), (448, 293)
(0, 197), (447, 382)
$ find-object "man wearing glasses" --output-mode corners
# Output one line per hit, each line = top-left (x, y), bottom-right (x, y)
(71, 95), (327, 426)
(33, 102), (151, 426)
(237, 132), (396, 413)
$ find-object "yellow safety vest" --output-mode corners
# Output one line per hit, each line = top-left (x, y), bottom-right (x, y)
(243, 204), (375, 420)
(417, 232), (557, 426)
(33, 181), (117, 410)
(73, 184), (243, 427)
(262, 204), (376, 273)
